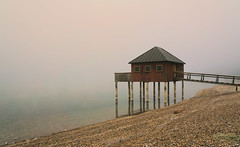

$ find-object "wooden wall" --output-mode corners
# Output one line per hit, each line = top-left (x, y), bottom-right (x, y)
(131, 62), (184, 82)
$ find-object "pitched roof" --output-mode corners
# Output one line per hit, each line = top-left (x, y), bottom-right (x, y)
(129, 46), (185, 64)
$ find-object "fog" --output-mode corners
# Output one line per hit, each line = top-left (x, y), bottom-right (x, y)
(1, 0), (240, 99)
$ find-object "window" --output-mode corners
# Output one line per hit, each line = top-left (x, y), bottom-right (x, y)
(156, 65), (163, 72)
(145, 65), (151, 72)
(134, 66), (140, 72)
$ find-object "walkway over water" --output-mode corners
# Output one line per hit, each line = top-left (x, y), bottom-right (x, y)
(114, 72), (239, 118)
(174, 72), (240, 86)
(114, 72), (240, 86)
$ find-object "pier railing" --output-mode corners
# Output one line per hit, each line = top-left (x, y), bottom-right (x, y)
(115, 72), (131, 82)
(174, 72), (240, 86)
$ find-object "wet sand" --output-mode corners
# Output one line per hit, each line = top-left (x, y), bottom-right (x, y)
(4, 85), (240, 146)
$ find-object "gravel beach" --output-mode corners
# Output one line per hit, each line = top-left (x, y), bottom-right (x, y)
(4, 85), (240, 146)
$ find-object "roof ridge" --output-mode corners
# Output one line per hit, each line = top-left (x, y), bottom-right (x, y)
(156, 47), (168, 61)
(128, 47), (156, 64)
(129, 46), (185, 64)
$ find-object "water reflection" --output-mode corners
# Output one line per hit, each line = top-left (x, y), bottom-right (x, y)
(115, 97), (161, 118)
(115, 99), (118, 118)
(158, 99), (160, 108)
(128, 99), (130, 115)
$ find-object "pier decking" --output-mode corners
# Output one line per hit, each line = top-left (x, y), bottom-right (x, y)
(174, 72), (240, 86)
(115, 72), (240, 86)
(114, 72), (239, 117)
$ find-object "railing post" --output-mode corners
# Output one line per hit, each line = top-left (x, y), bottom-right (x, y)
(232, 76), (235, 84)
(216, 75), (219, 83)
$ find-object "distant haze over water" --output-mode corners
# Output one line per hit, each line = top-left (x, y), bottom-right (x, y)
(0, 82), (216, 145)
(0, 0), (240, 145)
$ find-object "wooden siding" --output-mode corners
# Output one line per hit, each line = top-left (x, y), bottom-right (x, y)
(131, 62), (184, 82)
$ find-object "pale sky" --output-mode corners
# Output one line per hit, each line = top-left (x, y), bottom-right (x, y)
(0, 1), (240, 98)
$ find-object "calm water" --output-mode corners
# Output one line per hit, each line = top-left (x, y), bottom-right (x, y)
(0, 82), (214, 145)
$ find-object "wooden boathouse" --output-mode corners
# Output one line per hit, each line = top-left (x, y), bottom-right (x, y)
(129, 46), (184, 82)
(115, 46), (185, 113)
(114, 46), (239, 116)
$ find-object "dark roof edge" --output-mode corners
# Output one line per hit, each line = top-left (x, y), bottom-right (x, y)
(129, 61), (185, 64)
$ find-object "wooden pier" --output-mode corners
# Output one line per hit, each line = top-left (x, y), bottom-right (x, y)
(114, 72), (185, 117)
(114, 71), (239, 117)
(114, 46), (239, 117)
(174, 72), (240, 86)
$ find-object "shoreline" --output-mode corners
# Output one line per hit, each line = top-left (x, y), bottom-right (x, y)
(4, 85), (240, 146)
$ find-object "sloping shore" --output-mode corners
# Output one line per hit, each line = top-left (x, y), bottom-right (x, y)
(5, 85), (240, 146)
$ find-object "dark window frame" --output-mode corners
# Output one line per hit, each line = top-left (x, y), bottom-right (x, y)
(144, 65), (151, 72)
(180, 66), (184, 72)
(156, 65), (163, 72)
(134, 66), (140, 72)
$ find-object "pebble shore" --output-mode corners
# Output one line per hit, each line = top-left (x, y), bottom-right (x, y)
(4, 85), (240, 146)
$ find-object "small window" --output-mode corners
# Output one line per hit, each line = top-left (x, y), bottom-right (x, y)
(156, 65), (163, 72)
(180, 67), (183, 71)
(134, 66), (140, 72)
(145, 65), (151, 72)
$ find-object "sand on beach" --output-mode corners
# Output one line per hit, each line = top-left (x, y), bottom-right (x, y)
(5, 85), (240, 146)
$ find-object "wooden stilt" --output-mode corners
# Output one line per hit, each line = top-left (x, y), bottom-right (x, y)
(128, 82), (131, 115)
(174, 81), (176, 104)
(153, 82), (156, 109)
(182, 80), (184, 100)
(131, 82), (133, 101)
(115, 99), (118, 118)
(115, 81), (118, 100)
(167, 82), (170, 106)
(146, 82), (149, 102)
(128, 82), (130, 101)
(143, 82), (145, 111)
(158, 82), (160, 108)
(147, 101), (149, 111)
(236, 86), (238, 92)
(146, 82), (149, 111)
(131, 99), (134, 114)
(131, 82), (133, 114)
(128, 99), (130, 115)
(164, 82), (167, 107)
(140, 82), (142, 111)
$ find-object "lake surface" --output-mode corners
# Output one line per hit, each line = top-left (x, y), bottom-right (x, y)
(0, 81), (215, 145)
